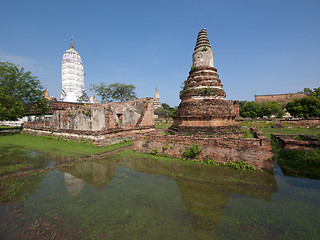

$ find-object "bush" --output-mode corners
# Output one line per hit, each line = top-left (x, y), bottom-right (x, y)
(286, 96), (320, 118)
(155, 108), (171, 118)
(182, 144), (202, 158)
(150, 148), (158, 155)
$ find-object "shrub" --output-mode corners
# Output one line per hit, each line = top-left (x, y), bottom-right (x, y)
(150, 148), (158, 155)
(190, 65), (198, 71)
(183, 144), (202, 158)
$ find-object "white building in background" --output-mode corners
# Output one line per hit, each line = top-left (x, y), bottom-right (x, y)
(60, 38), (93, 103)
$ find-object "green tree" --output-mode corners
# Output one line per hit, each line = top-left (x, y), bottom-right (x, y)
(286, 95), (320, 118)
(260, 101), (285, 118)
(239, 101), (262, 118)
(0, 62), (48, 121)
(161, 103), (177, 118)
(91, 82), (137, 103)
(303, 87), (320, 97)
(154, 108), (171, 118)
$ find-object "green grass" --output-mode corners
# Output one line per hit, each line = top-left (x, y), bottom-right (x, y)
(0, 163), (30, 175)
(155, 123), (172, 129)
(260, 127), (320, 138)
(155, 119), (172, 129)
(0, 134), (133, 158)
(0, 126), (22, 130)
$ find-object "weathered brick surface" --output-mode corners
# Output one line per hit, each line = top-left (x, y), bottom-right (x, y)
(272, 134), (320, 151)
(173, 66), (239, 130)
(134, 133), (274, 171)
(255, 93), (307, 105)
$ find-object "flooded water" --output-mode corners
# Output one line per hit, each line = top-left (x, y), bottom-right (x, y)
(0, 148), (319, 239)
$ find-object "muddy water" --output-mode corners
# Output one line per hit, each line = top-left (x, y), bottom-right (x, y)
(0, 148), (319, 239)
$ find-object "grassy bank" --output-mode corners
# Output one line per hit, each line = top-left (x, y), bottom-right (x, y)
(260, 127), (320, 138)
(238, 120), (320, 138)
(0, 126), (22, 130)
(0, 134), (133, 158)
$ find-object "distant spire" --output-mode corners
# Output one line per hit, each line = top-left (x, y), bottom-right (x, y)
(43, 85), (50, 99)
(71, 35), (74, 50)
(93, 95), (98, 104)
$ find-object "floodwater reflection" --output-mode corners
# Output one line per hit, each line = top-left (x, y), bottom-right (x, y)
(0, 149), (319, 239)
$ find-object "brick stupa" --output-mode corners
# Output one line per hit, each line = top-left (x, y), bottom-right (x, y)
(171, 29), (239, 134)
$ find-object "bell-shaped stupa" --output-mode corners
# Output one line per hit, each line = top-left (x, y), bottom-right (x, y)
(171, 29), (239, 134)
(60, 38), (91, 103)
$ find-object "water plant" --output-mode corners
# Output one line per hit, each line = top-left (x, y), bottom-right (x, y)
(227, 160), (255, 171)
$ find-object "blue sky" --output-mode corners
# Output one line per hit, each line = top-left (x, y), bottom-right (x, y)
(1, 0), (319, 107)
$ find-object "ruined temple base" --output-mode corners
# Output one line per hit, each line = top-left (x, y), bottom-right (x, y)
(22, 128), (154, 146)
(134, 128), (274, 172)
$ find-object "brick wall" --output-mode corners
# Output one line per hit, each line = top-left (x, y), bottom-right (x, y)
(134, 132), (274, 171)
(255, 93), (307, 105)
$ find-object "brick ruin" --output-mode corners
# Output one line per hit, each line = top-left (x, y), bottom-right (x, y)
(134, 128), (274, 171)
(23, 98), (155, 146)
(272, 134), (320, 151)
(134, 29), (274, 171)
(170, 29), (239, 133)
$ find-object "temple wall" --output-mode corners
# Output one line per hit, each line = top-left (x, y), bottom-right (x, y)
(255, 93), (307, 105)
(134, 132), (274, 171)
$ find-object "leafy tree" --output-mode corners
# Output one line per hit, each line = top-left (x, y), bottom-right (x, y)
(303, 87), (320, 97)
(161, 103), (177, 118)
(239, 101), (261, 118)
(286, 87), (320, 118)
(91, 82), (137, 103)
(260, 101), (285, 118)
(286, 95), (320, 118)
(240, 100), (285, 118)
(0, 62), (48, 121)
(154, 108), (171, 118)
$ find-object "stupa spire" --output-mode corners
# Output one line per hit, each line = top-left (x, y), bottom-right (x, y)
(71, 35), (74, 50)
(194, 28), (211, 51)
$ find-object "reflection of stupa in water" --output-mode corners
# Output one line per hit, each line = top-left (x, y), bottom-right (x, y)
(64, 172), (84, 196)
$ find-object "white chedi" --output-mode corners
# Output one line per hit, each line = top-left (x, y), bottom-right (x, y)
(60, 44), (92, 103)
